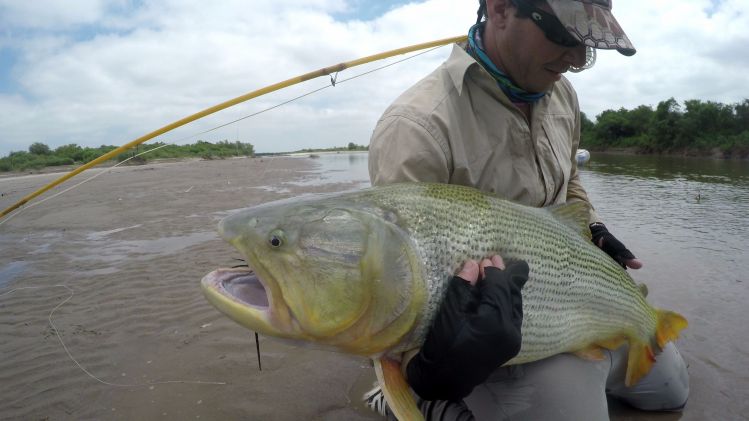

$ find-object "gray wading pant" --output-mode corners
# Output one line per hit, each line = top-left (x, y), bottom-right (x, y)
(391, 343), (688, 421)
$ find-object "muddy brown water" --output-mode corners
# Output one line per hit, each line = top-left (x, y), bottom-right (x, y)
(0, 152), (746, 420)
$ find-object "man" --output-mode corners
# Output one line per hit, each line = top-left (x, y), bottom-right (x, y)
(366, 0), (689, 419)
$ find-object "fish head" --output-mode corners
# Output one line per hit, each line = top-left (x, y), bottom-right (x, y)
(202, 193), (426, 355)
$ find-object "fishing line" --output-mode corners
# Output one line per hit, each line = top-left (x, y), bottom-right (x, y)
(0, 284), (226, 387)
(1, 44), (450, 380)
(0, 44), (447, 227)
(167, 44), (446, 145)
(0, 35), (466, 220)
(0, 144), (171, 227)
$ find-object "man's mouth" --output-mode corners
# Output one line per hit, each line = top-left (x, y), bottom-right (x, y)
(545, 66), (568, 75)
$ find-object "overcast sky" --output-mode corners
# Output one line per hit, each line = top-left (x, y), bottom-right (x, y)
(1, 0), (747, 156)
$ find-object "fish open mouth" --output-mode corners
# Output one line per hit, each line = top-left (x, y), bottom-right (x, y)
(223, 269), (269, 308)
(203, 268), (269, 309)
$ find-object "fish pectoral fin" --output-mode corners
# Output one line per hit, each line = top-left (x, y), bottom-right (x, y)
(638, 282), (649, 298)
(373, 357), (423, 421)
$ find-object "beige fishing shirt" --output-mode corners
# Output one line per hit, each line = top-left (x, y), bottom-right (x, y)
(369, 43), (599, 223)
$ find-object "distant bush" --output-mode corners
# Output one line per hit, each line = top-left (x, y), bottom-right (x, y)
(297, 143), (368, 153)
(0, 140), (255, 172)
(29, 142), (51, 155)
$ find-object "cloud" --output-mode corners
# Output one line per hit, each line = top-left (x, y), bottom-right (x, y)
(0, 0), (114, 29)
(0, 0), (473, 156)
(0, 0), (747, 157)
(569, 0), (749, 116)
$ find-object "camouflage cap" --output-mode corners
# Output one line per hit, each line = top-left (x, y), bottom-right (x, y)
(546, 0), (636, 56)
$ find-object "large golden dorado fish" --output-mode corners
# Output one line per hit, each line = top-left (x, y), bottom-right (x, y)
(202, 182), (687, 420)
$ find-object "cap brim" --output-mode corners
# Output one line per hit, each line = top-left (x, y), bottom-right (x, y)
(546, 0), (636, 56)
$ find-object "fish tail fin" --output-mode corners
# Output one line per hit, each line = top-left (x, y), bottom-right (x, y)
(625, 309), (688, 387)
(655, 309), (688, 349)
(624, 339), (657, 387)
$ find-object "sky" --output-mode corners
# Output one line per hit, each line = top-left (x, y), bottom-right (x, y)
(1, 0), (748, 156)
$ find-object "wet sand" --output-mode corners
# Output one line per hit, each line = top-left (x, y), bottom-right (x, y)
(0, 157), (379, 420)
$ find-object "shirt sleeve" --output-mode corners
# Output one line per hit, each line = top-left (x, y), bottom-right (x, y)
(368, 114), (451, 186)
(567, 165), (601, 224)
(565, 100), (601, 224)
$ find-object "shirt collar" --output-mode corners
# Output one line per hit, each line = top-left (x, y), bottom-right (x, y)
(444, 42), (479, 97)
(444, 42), (557, 108)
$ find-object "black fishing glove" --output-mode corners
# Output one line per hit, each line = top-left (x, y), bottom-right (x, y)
(589, 222), (637, 268)
(405, 261), (528, 401)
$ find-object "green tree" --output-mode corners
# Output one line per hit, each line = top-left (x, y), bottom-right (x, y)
(594, 109), (636, 146)
(680, 100), (736, 148)
(55, 144), (85, 162)
(580, 112), (594, 133)
(29, 142), (51, 155)
(579, 111), (595, 147)
(650, 98), (682, 151)
(734, 99), (749, 132)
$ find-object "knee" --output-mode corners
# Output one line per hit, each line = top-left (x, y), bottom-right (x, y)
(648, 343), (689, 411)
(612, 343), (690, 411)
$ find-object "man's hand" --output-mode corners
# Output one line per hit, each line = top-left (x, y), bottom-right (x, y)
(589, 223), (643, 269)
(405, 255), (527, 401)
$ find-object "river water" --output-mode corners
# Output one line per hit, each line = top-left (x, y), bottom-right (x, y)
(306, 151), (749, 420)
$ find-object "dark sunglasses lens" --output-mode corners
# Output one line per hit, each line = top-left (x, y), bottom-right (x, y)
(526, 7), (581, 47)
(548, 31), (581, 47)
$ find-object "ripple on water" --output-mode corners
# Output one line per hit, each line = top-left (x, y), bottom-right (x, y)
(69, 231), (218, 263)
(0, 261), (28, 288)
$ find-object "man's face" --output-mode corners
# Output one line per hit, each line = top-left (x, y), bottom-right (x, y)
(486, 0), (587, 92)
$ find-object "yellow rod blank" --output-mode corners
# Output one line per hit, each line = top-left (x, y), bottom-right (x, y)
(0, 35), (467, 220)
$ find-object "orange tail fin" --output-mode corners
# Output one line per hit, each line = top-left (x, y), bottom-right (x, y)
(655, 309), (688, 349)
(625, 309), (688, 387)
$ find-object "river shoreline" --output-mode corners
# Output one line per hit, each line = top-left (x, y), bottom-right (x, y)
(586, 147), (749, 160)
(1, 146), (745, 183)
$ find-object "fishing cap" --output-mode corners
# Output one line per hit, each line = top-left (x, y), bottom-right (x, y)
(546, 0), (636, 56)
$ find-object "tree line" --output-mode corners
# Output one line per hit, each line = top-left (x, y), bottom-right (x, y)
(4, 97), (747, 173)
(580, 98), (749, 158)
(0, 140), (255, 172)
(295, 142), (369, 154)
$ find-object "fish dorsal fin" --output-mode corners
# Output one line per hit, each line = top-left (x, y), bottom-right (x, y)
(373, 357), (423, 421)
(546, 201), (592, 240)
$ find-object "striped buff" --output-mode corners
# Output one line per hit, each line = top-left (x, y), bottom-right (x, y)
(465, 23), (547, 104)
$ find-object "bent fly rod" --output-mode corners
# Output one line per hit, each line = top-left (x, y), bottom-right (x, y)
(0, 35), (467, 221)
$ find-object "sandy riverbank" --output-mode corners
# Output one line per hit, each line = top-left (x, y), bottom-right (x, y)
(0, 156), (379, 420)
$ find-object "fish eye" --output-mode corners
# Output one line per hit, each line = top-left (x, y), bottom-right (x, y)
(268, 230), (284, 248)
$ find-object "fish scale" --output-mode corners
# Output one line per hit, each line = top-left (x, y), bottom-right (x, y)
(343, 183), (659, 363)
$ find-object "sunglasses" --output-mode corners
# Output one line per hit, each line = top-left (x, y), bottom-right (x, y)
(511, 0), (582, 47)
